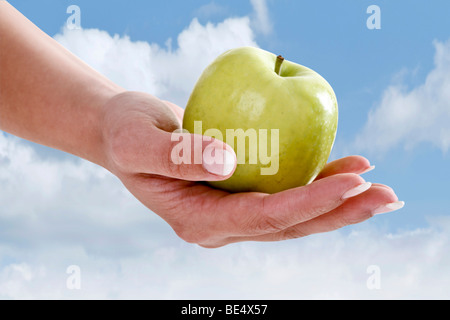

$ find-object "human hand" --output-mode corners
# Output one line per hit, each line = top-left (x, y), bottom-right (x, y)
(101, 91), (403, 248)
(0, 2), (404, 248)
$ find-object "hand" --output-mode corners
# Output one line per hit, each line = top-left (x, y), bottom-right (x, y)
(101, 91), (402, 248)
(0, 2), (402, 248)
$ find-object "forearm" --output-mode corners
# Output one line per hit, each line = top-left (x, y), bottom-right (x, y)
(0, 2), (124, 167)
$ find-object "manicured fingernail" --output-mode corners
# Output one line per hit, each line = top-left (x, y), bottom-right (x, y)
(202, 147), (236, 176)
(342, 182), (372, 199)
(360, 165), (375, 174)
(221, 150), (236, 175)
(372, 201), (405, 215)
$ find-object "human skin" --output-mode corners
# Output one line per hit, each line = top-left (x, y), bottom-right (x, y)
(0, 2), (403, 248)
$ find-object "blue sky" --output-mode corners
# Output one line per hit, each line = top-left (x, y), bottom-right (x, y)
(1, 0), (450, 298)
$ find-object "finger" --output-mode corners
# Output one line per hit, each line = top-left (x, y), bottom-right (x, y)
(166, 173), (369, 246)
(226, 184), (402, 244)
(315, 155), (373, 180)
(219, 173), (370, 237)
(371, 182), (394, 193)
(145, 129), (237, 181)
(104, 93), (236, 181)
(163, 100), (184, 124)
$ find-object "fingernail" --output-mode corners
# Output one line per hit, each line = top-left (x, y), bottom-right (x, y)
(372, 201), (405, 215)
(342, 182), (372, 199)
(202, 147), (236, 176)
(360, 165), (375, 175)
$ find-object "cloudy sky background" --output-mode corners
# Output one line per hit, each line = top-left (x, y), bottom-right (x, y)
(1, 0), (450, 299)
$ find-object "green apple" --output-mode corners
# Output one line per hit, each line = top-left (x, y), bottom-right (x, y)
(182, 46), (338, 194)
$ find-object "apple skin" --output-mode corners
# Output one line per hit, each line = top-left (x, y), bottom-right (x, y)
(182, 46), (338, 194)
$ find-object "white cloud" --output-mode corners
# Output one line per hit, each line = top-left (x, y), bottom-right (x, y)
(53, 16), (257, 107)
(1, 130), (450, 299)
(354, 40), (450, 156)
(0, 210), (450, 299)
(249, 0), (273, 35)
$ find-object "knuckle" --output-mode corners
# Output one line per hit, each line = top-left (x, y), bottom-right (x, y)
(281, 226), (308, 240)
(164, 139), (192, 179)
(256, 213), (289, 234)
(337, 209), (373, 228)
(340, 172), (366, 185)
(172, 224), (210, 245)
(297, 185), (323, 218)
(173, 227), (196, 243)
(198, 242), (226, 249)
(165, 157), (184, 178)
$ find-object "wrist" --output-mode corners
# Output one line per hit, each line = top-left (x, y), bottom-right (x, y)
(90, 88), (127, 170)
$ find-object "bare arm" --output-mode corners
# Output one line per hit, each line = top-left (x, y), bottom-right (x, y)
(0, 1), (124, 167)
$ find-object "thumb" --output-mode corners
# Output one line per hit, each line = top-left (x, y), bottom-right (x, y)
(151, 129), (237, 181)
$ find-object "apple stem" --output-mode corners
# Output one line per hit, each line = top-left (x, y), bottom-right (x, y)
(274, 55), (284, 75)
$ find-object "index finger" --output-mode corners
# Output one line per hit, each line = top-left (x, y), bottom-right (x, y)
(220, 173), (368, 237)
(315, 155), (373, 180)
